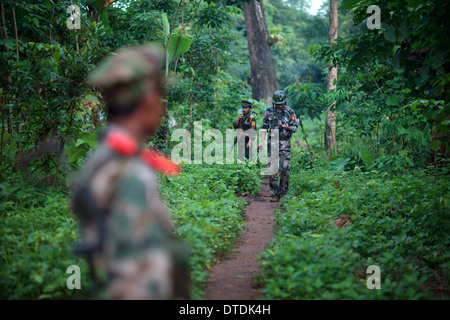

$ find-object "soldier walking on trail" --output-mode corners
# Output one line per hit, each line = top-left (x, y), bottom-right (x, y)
(257, 90), (298, 202)
(71, 44), (190, 300)
(233, 99), (256, 161)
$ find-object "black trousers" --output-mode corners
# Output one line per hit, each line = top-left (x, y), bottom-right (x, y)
(237, 136), (251, 161)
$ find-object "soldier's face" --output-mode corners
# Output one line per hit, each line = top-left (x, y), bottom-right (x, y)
(139, 90), (163, 135)
(242, 106), (251, 114)
(275, 103), (285, 111)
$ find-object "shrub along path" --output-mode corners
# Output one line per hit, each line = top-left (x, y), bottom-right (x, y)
(203, 179), (277, 300)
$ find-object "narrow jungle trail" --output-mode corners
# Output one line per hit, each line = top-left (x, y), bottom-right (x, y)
(203, 179), (277, 300)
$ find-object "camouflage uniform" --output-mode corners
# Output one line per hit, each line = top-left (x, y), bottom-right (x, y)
(71, 45), (190, 300)
(261, 105), (298, 197)
(233, 100), (256, 161)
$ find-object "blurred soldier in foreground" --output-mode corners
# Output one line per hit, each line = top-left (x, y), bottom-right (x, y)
(232, 99), (256, 161)
(71, 44), (190, 299)
(257, 90), (298, 202)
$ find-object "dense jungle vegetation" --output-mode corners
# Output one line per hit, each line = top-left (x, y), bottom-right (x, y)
(0, 0), (449, 300)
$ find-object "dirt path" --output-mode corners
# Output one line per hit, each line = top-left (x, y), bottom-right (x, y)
(203, 179), (277, 300)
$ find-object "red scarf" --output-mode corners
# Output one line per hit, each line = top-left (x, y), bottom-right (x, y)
(106, 129), (181, 177)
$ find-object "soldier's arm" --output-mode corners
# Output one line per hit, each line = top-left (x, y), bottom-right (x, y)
(248, 116), (257, 140)
(261, 111), (270, 130)
(233, 114), (243, 129)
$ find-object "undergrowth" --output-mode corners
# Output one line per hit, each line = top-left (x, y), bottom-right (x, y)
(258, 152), (450, 299)
(0, 162), (261, 299)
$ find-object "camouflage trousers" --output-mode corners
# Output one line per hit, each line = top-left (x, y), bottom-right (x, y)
(268, 139), (291, 197)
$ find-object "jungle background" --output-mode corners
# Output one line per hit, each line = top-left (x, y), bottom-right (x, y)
(0, 0), (449, 300)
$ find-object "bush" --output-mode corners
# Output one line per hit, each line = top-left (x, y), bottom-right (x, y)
(1, 161), (261, 300)
(159, 163), (261, 298)
(258, 156), (450, 299)
(0, 187), (87, 299)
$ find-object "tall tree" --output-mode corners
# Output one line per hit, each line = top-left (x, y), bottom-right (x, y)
(243, 0), (277, 102)
(324, 0), (338, 156)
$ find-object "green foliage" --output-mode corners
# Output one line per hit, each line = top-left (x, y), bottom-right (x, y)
(0, 0), (109, 183)
(1, 0), (248, 180)
(1, 2), (257, 299)
(158, 163), (261, 299)
(264, 0), (329, 89)
(309, 0), (450, 169)
(160, 12), (193, 75)
(65, 124), (103, 167)
(258, 152), (450, 299)
(0, 186), (88, 299)
(2, 0), (448, 302)
(285, 80), (327, 121)
(1, 161), (261, 300)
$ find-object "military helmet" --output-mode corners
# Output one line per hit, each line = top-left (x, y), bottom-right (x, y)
(89, 44), (165, 112)
(272, 90), (287, 105)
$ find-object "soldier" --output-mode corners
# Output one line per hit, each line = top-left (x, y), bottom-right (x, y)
(257, 90), (298, 202)
(232, 99), (256, 161)
(70, 44), (190, 299)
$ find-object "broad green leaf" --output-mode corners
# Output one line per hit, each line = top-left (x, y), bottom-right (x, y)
(358, 147), (374, 169)
(431, 139), (440, 150)
(53, 46), (60, 62)
(166, 35), (192, 61)
(162, 13), (170, 38)
(86, 139), (97, 149)
(99, 8), (111, 34)
(386, 95), (399, 106)
(33, 274), (44, 284)
(82, 94), (99, 103)
(1, 39), (15, 50)
(340, 0), (361, 11)
(397, 127), (409, 135)
(383, 27), (396, 42)
(67, 146), (86, 163)
(328, 157), (350, 173)
(75, 138), (86, 147)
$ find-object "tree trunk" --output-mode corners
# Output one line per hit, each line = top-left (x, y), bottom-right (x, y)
(244, 0), (277, 103)
(324, 0), (338, 156)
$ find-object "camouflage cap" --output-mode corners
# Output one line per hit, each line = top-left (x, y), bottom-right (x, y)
(241, 99), (253, 108)
(89, 44), (165, 107)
